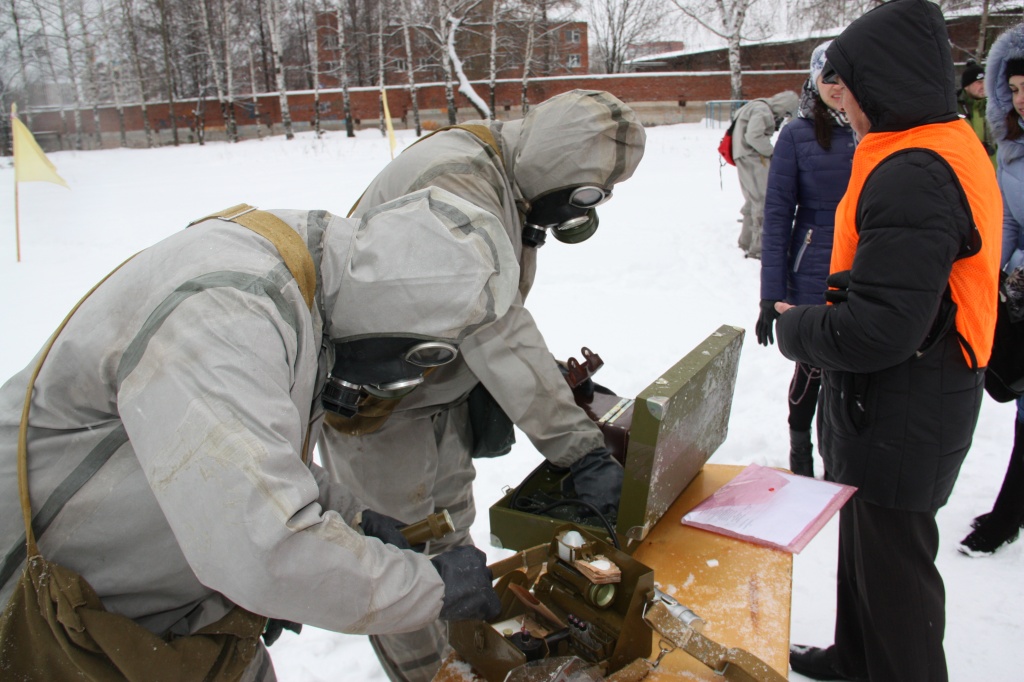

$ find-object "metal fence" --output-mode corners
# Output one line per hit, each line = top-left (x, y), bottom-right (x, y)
(704, 100), (748, 128)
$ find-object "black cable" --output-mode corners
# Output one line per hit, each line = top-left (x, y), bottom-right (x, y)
(510, 470), (622, 551)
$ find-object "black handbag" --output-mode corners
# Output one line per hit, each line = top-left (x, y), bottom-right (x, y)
(985, 270), (1024, 403)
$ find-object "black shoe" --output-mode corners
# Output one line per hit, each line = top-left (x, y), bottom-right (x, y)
(971, 511), (1024, 531)
(959, 515), (1021, 556)
(790, 645), (863, 681)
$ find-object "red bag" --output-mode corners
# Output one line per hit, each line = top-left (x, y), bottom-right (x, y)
(717, 117), (738, 166)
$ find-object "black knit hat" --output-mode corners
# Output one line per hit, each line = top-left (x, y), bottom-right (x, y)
(1008, 58), (1024, 79)
(961, 62), (985, 89)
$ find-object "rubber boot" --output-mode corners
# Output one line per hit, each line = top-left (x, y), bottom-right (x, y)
(960, 420), (1024, 555)
(789, 429), (814, 477)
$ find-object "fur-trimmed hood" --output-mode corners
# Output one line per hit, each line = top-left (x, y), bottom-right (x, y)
(986, 22), (1024, 164)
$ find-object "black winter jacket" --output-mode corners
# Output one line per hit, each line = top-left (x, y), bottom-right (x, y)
(776, 0), (985, 512)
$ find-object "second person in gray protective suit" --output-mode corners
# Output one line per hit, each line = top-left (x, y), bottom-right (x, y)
(318, 89), (646, 682)
(732, 91), (800, 259)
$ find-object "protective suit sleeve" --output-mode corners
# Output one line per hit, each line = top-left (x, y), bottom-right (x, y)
(309, 461), (368, 525)
(460, 297), (606, 468)
(744, 103), (777, 158)
(117, 286), (444, 635)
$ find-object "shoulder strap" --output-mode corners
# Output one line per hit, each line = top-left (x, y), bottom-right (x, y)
(13, 257), (136, 569)
(346, 123), (505, 217)
(190, 204), (316, 310)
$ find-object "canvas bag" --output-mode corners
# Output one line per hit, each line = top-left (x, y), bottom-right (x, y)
(0, 206), (318, 681)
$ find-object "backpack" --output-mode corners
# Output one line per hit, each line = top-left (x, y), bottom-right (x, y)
(717, 116), (738, 166)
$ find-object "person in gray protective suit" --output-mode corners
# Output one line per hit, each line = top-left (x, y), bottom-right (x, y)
(0, 188), (517, 681)
(317, 89), (646, 682)
(732, 90), (800, 259)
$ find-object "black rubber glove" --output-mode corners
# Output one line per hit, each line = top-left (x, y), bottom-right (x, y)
(756, 300), (781, 346)
(430, 546), (502, 621)
(569, 447), (623, 518)
(825, 270), (852, 305)
(262, 618), (302, 646)
(360, 509), (413, 550)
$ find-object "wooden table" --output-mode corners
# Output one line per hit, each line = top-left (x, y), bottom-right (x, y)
(434, 464), (793, 680)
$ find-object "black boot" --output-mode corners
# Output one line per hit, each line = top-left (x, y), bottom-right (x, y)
(789, 429), (814, 477)
(960, 420), (1024, 556)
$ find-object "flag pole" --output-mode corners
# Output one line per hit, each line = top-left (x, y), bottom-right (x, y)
(12, 104), (21, 263)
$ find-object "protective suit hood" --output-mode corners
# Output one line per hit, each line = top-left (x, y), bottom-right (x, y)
(768, 91), (799, 122)
(501, 90), (647, 203)
(319, 188), (518, 343)
(825, 0), (958, 133)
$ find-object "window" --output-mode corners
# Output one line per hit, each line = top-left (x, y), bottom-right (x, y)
(564, 29), (581, 43)
(393, 58), (407, 72)
(566, 54), (582, 68)
(417, 57), (436, 68)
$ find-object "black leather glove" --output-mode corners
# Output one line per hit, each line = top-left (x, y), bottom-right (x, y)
(360, 509), (414, 550)
(430, 546), (502, 621)
(569, 447), (623, 519)
(756, 300), (781, 346)
(824, 270), (852, 305)
(262, 618), (302, 646)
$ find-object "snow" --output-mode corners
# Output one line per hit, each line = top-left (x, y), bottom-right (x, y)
(1, 121), (1020, 681)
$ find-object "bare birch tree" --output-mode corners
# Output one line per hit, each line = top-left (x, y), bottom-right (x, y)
(398, 0), (422, 134)
(9, 0), (35, 126)
(332, 1), (355, 136)
(266, 0), (294, 139)
(120, 0), (154, 146)
(155, 0), (179, 145)
(670, 0), (772, 99)
(587, 0), (667, 74)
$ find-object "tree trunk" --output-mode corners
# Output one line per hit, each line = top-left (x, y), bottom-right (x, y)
(120, 0), (152, 146)
(521, 9), (536, 114)
(222, 0), (238, 141)
(156, 0), (178, 145)
(201, 0), (229, 142)
(378, 1), (386, 137)
(977, 0), (991, 59)
(267, 0), (294, 139)
(32, 1), (71, 148)
(727, 35), (743, 100)
(247, 42), (265, 138)
(335, 3), (355, 137)
(77, 3), (104, 149)
(10, 0), (34, 128)
(399, 0), (421, 135)
(488, 0), (499, 119)
(311, 0), (322, 138)
(56, 0), (86, 150)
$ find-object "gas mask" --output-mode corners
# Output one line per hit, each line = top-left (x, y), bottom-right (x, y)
(522, 186), (611, 248)
(322, 336), (459, 417)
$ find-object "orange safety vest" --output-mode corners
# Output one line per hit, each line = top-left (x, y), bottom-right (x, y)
(830, 119), (1002, 368)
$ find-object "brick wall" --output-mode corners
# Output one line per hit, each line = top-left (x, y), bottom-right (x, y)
(24, 71), (807, 150)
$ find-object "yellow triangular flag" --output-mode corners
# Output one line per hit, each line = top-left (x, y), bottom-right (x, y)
(12, 104), (68, 188)
(381, 88), (397, 160)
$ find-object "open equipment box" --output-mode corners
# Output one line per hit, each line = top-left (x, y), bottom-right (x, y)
(489, 325), (745, 554)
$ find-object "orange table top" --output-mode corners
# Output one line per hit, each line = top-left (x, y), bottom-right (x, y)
(434, 464), (793, 681)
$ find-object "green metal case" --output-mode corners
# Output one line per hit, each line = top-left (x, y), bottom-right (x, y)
(489, 325), (745, 553)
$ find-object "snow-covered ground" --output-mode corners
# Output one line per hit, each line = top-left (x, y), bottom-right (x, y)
(1, 121), (1019, 681)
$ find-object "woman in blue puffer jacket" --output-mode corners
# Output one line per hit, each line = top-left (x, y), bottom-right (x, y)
(959, 23), (1024, 555)
(754, 41), (855, 477)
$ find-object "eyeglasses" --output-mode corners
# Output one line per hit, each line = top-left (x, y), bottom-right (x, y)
(569, 186), (613, 209)
(821, 63), (839, 85)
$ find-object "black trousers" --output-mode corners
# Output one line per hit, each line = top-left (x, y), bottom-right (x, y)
(834, 498), (947, 682)
(788, 361), (821, 432)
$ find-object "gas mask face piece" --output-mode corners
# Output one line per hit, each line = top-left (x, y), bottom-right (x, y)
(322, 336), (459, 417)
(523, 186), (612, 247)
